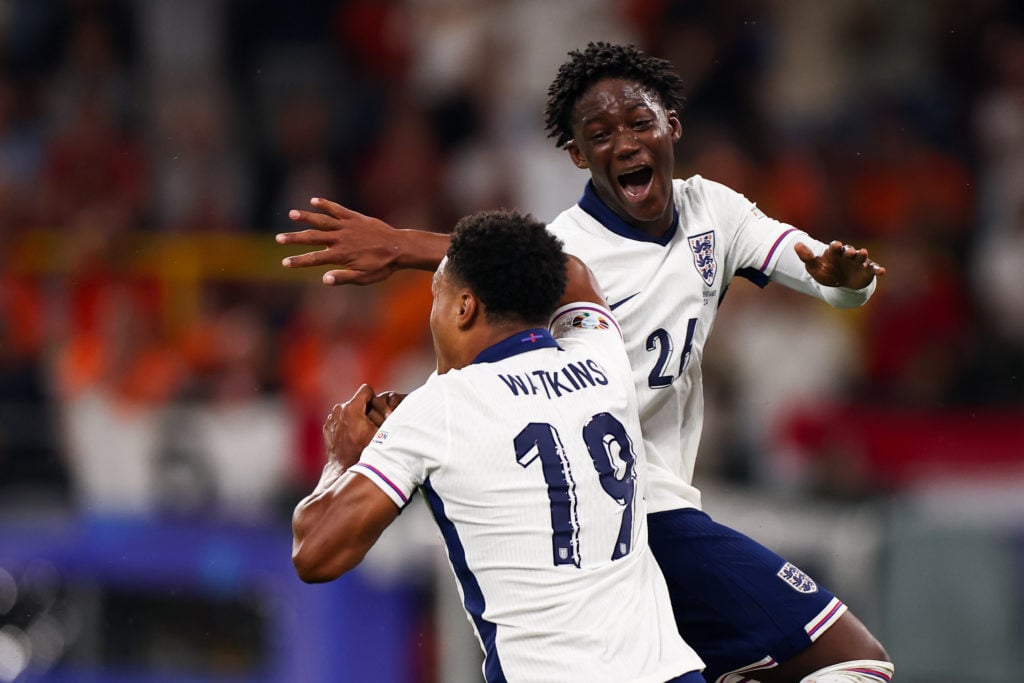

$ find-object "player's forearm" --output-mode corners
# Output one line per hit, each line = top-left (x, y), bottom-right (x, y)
(395, 229), (450, 271)
(292, 465), (397, 583)
(292, 463), (352, 582)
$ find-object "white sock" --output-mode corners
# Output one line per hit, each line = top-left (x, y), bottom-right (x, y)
(800, 659), (894, 682)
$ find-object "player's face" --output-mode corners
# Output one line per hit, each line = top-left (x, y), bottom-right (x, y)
(567, 78), (681, 238)
(429, 258), (459, 375)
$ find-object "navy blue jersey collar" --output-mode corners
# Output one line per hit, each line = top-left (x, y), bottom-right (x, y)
(472, 328), (560, 365)
(578, 180), (679, 246)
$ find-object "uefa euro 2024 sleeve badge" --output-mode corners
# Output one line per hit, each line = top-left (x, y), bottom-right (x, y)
(570, 311), (610, 330)
(688, 230), (717, 287)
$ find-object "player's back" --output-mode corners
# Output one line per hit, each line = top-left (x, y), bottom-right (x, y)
(374, 328), (699, 682)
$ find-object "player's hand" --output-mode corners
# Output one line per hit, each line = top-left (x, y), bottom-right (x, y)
(366, 391), (407, 427)
(323, 384), (380, 469)
(794, 240), (886, 290)
(277, 197), (402, 286)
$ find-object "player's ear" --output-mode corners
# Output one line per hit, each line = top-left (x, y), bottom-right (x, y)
(456, 290), (479, 330)
(667, 111), (682, 143)
(567, 140), (588, 170)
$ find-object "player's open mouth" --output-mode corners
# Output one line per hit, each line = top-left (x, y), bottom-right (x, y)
(617, 167), (654, 200)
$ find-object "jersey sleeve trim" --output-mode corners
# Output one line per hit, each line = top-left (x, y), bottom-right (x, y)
(349, 463), (410, 506)
(758, 227), (800, 272)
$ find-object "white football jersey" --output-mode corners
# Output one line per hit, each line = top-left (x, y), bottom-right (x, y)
(548, 176), (806, 510)
(351, 309), (702, 683)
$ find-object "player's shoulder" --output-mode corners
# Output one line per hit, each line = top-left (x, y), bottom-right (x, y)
(547, 202), (606, 240)
(674, 174), (746, 207)
(550, 304), (629, 371)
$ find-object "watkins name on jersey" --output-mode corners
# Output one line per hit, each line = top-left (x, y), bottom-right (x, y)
(497, 357), (608, 399)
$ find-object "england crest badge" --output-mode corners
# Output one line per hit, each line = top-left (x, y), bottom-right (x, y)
(777, 561), (818, 594)
(688, 230), (717, 286)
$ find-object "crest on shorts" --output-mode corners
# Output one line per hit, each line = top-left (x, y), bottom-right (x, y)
(688, 230), (717, 286)
(777, 561), (818, 594)
(570, 311), (610, 330)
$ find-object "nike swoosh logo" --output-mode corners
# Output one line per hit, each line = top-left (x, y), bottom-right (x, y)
(610, 292), (640, 311)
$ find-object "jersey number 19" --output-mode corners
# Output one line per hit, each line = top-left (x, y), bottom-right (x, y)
(514, 413), (637, 568)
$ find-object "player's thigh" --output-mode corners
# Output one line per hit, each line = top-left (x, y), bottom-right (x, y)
(647, 508), (845, 678)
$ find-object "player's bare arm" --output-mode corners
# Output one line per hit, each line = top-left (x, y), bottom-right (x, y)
(292, 384), (400, 582)
(277, 197), (449, 286)
(794, 239), (886, 290)
(561, 255), (608, 309)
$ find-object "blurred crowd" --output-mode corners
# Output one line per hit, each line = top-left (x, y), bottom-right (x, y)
(0, 0), (1022, 520)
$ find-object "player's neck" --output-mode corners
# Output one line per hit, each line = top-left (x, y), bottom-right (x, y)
(448, 320), (543, 372)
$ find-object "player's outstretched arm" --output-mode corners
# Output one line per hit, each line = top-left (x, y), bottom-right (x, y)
(277, 197), (450, 286)
(794, 240), (886, 290)
(292, 384), (399, 582)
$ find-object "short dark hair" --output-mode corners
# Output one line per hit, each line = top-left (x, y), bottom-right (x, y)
(544, 41), (685, 149)
(445, 209), (567, 325)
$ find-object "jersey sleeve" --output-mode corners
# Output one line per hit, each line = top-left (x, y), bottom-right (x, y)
(548, 302), (632, 382)
(696, 176), (803, 287)
(348, 381), (448, 508)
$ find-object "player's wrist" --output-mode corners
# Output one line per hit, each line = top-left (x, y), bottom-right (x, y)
(394, 229), (449, 271)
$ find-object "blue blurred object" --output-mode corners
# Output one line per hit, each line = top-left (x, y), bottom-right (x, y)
(0, 516), (418, 683)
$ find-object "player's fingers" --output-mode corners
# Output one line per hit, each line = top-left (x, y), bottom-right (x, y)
(366, 405), (387, 427)
(276, 227), (337, 246)
(282, 249), (349, 269)
(793, 241), (816, 263)
(366, 393), (396, 426)
(865, 260), (886, 276)
(287, 209), (344, 232)
(323, 403), (343, 432)
(322, 269), (366, 286)
(382, 391), (407, 410)
(340, 384), (376, 418)
(310, 196), (358, 220)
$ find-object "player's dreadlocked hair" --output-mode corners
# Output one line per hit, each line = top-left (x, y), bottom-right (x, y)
(445, 209), (568, 325)
(544, 41), (685, 149)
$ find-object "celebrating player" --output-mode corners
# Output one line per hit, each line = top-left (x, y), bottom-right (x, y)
(279, 43), (893, 683)
(291, 209), (705, 683)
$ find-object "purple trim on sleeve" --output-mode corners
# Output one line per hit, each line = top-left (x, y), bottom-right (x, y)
(758, 227), (798, 271)
(351, 463), (408, 503)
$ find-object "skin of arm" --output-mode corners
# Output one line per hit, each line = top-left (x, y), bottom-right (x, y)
(291, 384), (401, 583)
(277, 197), (449, 285)
(277, 198), (885, 301)
(561, 254), (608, 309)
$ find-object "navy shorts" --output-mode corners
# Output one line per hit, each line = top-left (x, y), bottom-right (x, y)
(647, 508), (846, 683)
(667, 671), (706, 683)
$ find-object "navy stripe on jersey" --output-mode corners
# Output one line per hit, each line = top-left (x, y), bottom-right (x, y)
(422, 479), (506, 683)
(578, 181), (679, 246)
(472, 327), (560, 365)
(735, 266), (770, 288)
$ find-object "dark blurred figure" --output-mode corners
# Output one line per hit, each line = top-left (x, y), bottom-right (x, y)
(0, 264), (68, 511)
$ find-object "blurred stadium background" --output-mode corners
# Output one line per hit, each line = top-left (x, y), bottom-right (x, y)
(0, 0), (1022, 681)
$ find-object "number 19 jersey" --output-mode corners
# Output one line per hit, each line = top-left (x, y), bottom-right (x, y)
(350, 310), (702, 683)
